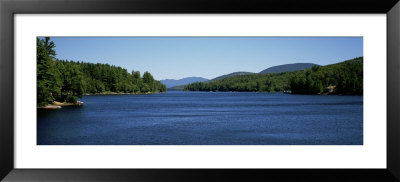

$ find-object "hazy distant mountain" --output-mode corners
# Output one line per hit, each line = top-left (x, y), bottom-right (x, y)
(259, 63), (318, 74)
(211, 72), (254, 81)
(164, 63), (317, 90)
(168, 85), (185, 90)
(161, 77), (208, 88)
(168, 72), (254, 90)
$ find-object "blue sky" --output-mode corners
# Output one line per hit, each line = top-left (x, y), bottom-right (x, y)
(49, 37), (363, 80)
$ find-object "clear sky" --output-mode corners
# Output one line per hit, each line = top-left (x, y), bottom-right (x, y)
(50, 37), (363, 80)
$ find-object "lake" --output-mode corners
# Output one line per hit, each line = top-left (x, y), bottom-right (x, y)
(37, 91), (363, 145)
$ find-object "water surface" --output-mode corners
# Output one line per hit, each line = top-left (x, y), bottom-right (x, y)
(37, 91), (363, 145)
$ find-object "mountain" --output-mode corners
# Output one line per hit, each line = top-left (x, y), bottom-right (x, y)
(184, 57), (363, 95)
(259, 63), (318, 74)
(164, 63), (316, 90)
(161, 77), (208, 88)
(211, 72), (254, 81)
(168, 72), (254, 90)
(168, 85), (185, 90)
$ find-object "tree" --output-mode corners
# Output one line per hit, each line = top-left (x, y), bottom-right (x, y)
(37, 37), (63, 106)
(185, 57), (363, 95)
(37, 38), (167, 107)
(143, 72), (154, 84)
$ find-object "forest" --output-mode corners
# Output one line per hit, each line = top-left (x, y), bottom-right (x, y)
(37, 37), (166, 107)
(184, 57), (363, 95)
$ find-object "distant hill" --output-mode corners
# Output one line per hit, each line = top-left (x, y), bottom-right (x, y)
(211, 72), (254, 81)
(167, 72), (254, 90)
(161, 77), (208, 88)
(259, 63), (318, 74)
(168, 85), (185, 90)
(184, 57), (363, 95)
(165, 63), (316, 90)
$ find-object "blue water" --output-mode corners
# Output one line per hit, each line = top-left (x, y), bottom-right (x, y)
(37, 91), (363, 145)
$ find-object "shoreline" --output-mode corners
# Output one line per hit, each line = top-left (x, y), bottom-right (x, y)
(180, 90), (362, 96)
(38, 91), (166, 109)
(38, 100), (83, 109)
(53, 101), (84, 106)
(84, 91), (165, 96)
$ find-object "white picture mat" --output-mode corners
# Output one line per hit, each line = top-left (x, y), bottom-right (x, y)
(14, 14), (386, 168)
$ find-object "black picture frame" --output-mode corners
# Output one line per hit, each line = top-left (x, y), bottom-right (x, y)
(1, 0), (399, 181)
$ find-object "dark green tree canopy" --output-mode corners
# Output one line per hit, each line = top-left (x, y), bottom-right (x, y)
(37, 37), (166, 107)
(184, 57), (363, 95)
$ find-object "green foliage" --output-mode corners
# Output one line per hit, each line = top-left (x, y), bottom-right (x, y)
(290, 57), (363, 95)
(184, 71), (293, 92)
(37, 37), (63, 106)
(73, 63), (166, 94)
(37, 37), (166, 107)
(185, 57), (363, 95)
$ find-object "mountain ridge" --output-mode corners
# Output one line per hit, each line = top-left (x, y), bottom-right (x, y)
(161, 77), (208, 88)
(184, 57), (363, 95)
(165, 62), (319, 90)
(210, 71), (254, 81)
(259, 63), (318, 74)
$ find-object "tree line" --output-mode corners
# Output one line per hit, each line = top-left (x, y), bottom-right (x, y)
(37, 37), (166, 107)
(184, 57), (363, 95)
(290, 57), (362, 95)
